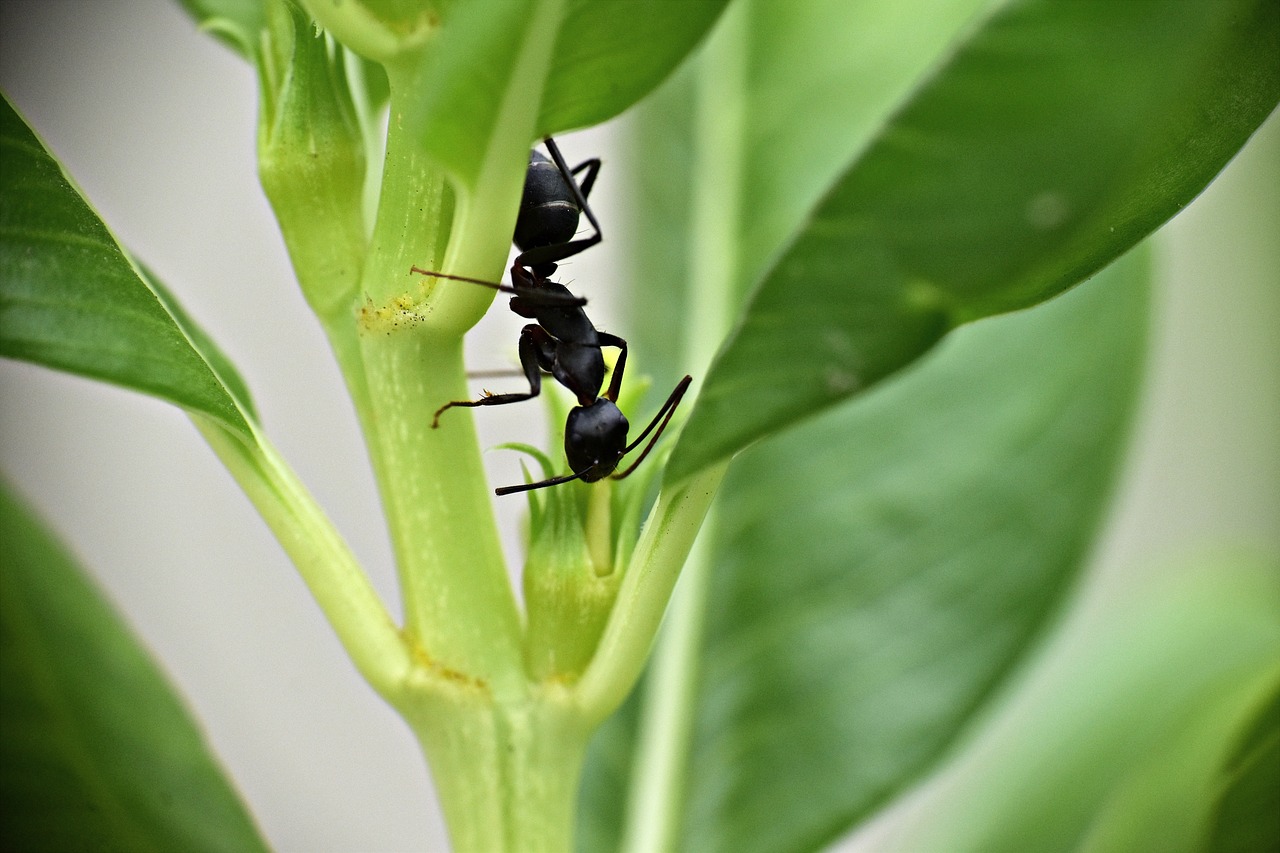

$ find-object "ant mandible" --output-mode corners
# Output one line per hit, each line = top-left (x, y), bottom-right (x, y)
(410, 138), (690, 495)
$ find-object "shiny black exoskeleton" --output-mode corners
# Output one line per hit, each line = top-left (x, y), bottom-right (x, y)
(410, 137), (688, 495)
(512, 138), (602, 277)
(411, 262), (691, 495)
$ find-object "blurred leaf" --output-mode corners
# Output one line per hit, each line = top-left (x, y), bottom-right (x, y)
(0, 480), (269, 853)
(735, 0), (996, 297)
(0, 95), (254, 435)
(873, 551), (1280, 853)
(620, 58), (697, 389)
(538, 0), (729, 135)
(141, 263), (257, 421)
(689, 249), (1150, 853)
(355, 53), (390, 116)
(1204, 684), (1280, 853)
(577, 678), (645, 853)
(172, 0), (266, 59)
(389, 0), (727, 188)
(669, 0), (1280, 481)
(624, 0), (995, 385)
(582, 244), (1151, 850)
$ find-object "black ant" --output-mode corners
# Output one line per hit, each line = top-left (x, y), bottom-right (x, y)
(512, 137), (602, 277)
(413, 262), (691, 495)
(410, 140), (689, 495)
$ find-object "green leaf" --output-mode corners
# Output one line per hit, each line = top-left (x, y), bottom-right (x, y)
(669, 0), (1280, 481)
(172, 0), (266, 59)
(537, 0), (730, 134)
(692, 250), (1151, 853)
(581, 243), (1150, 850)
(577, 681), (645, 853)
(0, 95), (254, 435)
(873, 551), (1280, 853)
(0, 479), (269, 853)
(623, 0), (996, 390)
(381, 0), (728, 189)
(1204, 684), (1280, 853)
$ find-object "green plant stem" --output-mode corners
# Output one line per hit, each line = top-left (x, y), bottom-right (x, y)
(194, 417), (410, 696)
(619, 525), (717, 853)
(574, 462), (728, 725)
(403, 694), (589, 853)
(363, 332), (524, 685)
(354, 88), (522, 689)
(344, 0), (566, 691)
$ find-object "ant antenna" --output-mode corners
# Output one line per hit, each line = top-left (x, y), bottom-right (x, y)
(410, 266), (586, 307)
(495, 471), (587, 496)
(493, 375), (692, 495)
(611, 375), (692, 481)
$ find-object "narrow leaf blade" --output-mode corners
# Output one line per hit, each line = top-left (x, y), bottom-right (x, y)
(0, 479), (269, 853)
(0, 95), (253, 435)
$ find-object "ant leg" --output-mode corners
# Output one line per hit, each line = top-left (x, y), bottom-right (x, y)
(570, 157), (602, 199)
(431, 326), (553, 428)
(411, 267), (513, 293)
(544, 138), (602, 242)
(596, 332), (628, 402)
(411, 266), (584, 307)
(611, 375), (693, 481)
(507, 267), (591, 317)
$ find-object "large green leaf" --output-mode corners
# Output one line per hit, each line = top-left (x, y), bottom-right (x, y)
(0, 95), (254, 434)
(581, 244), (1150, 850)
(0, 480), (269, 853)
(689, 250), (1149, 853)
(733, 0), (996, 298)
(668, 0), (1280, 481)
(870, 551), (1280, 853)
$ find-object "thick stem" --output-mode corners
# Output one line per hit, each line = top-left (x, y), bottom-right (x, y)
(351, 73), (524, 691)
(405, 694), (590, 853)
(362, 331), (523, 686)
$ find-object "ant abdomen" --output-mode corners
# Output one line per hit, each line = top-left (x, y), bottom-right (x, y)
(514, 151), (581, 253)
(511, 140), (602, 275)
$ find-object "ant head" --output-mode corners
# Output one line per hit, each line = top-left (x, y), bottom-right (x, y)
(564, 399), (630, 482)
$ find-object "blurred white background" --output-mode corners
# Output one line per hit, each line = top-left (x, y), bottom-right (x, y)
(1, 2), (1275, 851)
